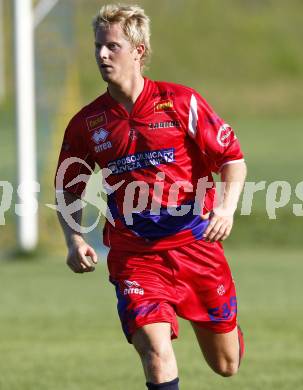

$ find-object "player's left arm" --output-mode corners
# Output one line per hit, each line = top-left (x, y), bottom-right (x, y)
(202, 161), (247, 242)
(185, 90), (247, 241)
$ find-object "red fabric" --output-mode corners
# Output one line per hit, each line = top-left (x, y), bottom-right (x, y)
(55, 78), (244, 251)
(107, 239), (238, 342)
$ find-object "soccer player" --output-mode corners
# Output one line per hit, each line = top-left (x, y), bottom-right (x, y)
(55, 4), (247, 389)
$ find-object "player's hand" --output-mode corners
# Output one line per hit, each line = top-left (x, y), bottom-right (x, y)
(66, 237), (98, 274)
(201, 208), (234, 242)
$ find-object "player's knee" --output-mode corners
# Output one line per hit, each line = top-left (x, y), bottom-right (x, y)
(212, 359), (239, 377)
(136, 344), (175, 381)
(133, 332), (173, 368)
(141, 345), (172, 368)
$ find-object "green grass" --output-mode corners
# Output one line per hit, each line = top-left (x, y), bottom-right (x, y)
(0, 248), (302, 390)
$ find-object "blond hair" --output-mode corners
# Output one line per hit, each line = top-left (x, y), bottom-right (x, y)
(93, 4), (151, 68)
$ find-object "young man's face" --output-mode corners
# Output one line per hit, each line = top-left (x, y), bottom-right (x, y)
(95, 23), (141, 86)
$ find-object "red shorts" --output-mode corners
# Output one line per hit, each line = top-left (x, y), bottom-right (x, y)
(107, 239), (238, 343)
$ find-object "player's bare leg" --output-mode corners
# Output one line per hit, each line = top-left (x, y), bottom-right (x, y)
(132, 322), (179, 386)
(191, 324), (244, 377)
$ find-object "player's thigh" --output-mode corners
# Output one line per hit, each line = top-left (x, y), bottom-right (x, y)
(191, 323), (239, 376)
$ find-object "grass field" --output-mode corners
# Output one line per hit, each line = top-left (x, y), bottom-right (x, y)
(0, 248), (302, 390)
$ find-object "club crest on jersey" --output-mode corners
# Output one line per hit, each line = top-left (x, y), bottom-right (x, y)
(154, 99), (175, 113)
(129, 128), (138, 140)
(217, 124), (234, 147)
(86, 112), (107, 131)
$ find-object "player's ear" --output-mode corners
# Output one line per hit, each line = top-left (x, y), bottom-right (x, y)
(135, 44), (145, 61)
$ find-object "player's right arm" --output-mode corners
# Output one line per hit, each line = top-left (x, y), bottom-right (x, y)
(56, 191), (98, 273)
(55, 114), (98, 273)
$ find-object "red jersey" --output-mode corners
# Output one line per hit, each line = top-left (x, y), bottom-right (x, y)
(55, 78), (244, 252)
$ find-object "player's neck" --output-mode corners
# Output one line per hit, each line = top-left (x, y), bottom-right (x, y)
(107, 74), (145, 113)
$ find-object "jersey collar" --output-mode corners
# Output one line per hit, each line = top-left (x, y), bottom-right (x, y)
(104, 77), (154, 119)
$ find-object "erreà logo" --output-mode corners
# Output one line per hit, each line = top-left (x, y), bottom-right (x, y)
(154, 99), (175, 113)
(86, 112), (107, 131)
(123, 280), (144, 296)
(92, 128), (109, 144)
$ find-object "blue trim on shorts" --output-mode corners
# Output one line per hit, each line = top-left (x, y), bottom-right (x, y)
(110, 278), (131, 339)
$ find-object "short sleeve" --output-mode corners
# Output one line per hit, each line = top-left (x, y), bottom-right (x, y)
(54, 115), (95, 197)
(187, 92), (244, 174)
